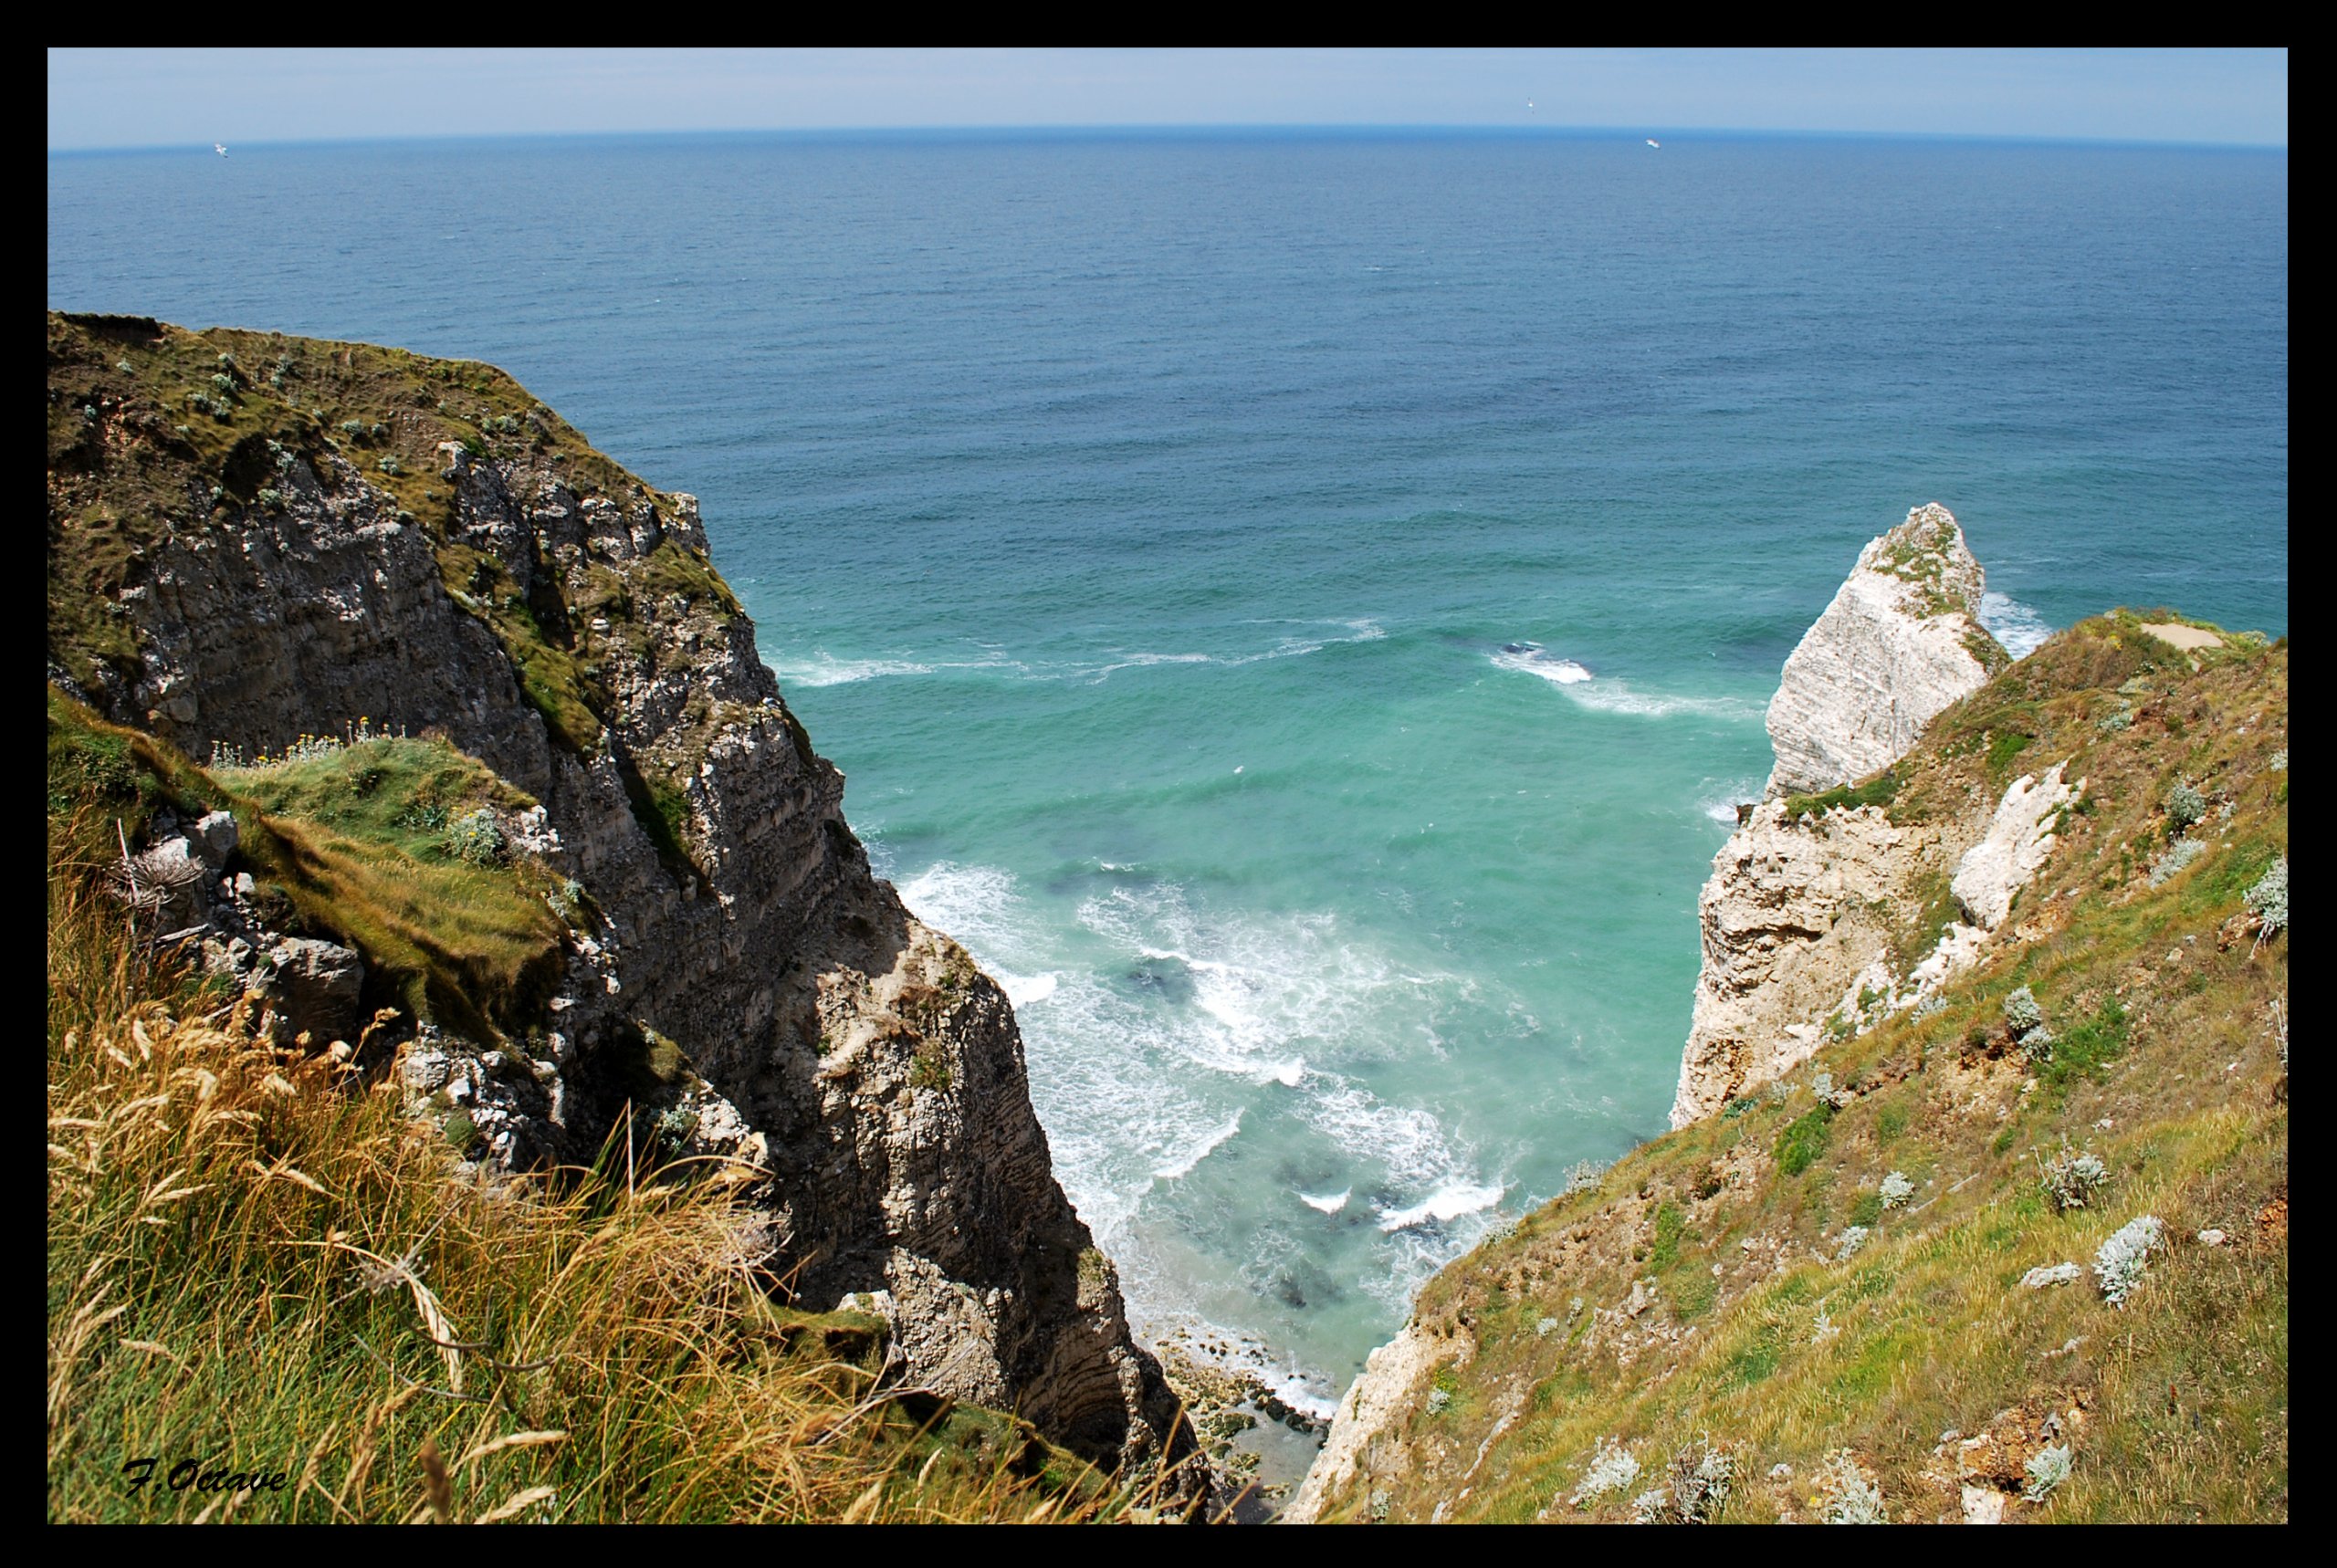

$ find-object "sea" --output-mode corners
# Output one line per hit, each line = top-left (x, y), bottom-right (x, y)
(49, 129), (2289, 1421)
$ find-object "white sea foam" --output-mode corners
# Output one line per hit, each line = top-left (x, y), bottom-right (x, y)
(899, 858), (1505, 1375)
(1978, 591), (2054, 660)
(1561, 682), (1759, 719)
(896, 862), (1029, 958)
(1154, 1110), (1244, 1181)
(771, 653), (935, 686)
(1088, 651), (1215, 682)
(1001, 972), (1059, 1007)
(1375, 1180), (1506, 1233)
(768, 649), (1027, 687)
(1490, 647), (1594, 685)
(1297, 1080), (1456, 1193)
(1490, 648), (1757, 719)
(1698, 778), (1763, 824)
(1076, 886), (1411, 1083)
(1233, 618), (1387, 664)
(1081, 620), (1384, 684)
(1133, 1311), (1344, 1423)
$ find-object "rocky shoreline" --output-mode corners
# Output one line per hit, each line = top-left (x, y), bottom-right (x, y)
(1152, 1324), (1331, 1521)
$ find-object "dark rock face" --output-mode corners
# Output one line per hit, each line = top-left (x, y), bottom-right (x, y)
(79, 407), (1189, 1477)
(266, 936), (366, 1046)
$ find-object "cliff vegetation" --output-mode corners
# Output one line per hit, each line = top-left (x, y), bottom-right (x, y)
(47, 838), (1146, 1521)
(1297, 615), (2287, 1523)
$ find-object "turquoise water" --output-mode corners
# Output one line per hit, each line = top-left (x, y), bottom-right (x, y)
(49, 131), (2288, 1406)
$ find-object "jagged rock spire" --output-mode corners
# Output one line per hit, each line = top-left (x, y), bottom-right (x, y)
(1765, 504), (2001, 799)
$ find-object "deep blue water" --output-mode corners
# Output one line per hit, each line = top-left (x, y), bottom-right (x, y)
(50, 130), (2288, 1403)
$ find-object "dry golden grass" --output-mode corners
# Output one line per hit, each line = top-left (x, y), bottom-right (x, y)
(46, 863), (1170, 1523)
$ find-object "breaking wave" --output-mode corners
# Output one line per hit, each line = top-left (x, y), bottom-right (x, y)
(1978, 591), (2053, 659)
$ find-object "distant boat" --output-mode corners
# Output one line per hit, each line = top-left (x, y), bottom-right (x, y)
(1646, 138), (1661, 149)
(215, 143), (227, 157)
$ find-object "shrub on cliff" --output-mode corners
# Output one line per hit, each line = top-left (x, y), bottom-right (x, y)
(1815, 1450), (1887, 1523)
(2245, 856), (2288, 940)
(2093, 1215), (2166, 1308)
(2038, 1144), (2111, 1212)
(2165, 781), (2206, 835)
(1567, 1437), (1640, 1509)
(447, 808), (506, 866)
(2024, 1444), (2074, 1503)
(2004, 986), (2045, 1037)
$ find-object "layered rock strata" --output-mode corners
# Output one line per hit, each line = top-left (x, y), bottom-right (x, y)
(47, 318), (1188, 1478)
(1669, 799), (1923, 1127)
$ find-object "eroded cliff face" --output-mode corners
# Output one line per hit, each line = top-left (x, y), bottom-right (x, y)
(46, 315), (1188, 1477)
(1764, 504), (1997, 799)
(1667, 507), (2024, 1127)
(1281, 1322), (1452, 1523)
(1671, 800), (1932, 1127)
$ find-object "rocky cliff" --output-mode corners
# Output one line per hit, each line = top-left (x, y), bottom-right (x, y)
(45, 313), (1189, 1479)
(1669, 507), (2012, 1127)
(1764, 504), (2000, 799)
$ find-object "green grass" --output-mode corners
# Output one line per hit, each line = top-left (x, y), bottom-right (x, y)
(2038, 996), (2129, 1091)
(1782, 768), (1900, 821)
(1648, 1203), (1686, 1270)
(1986, 727), (2036, 777)
(1776, 1106), (1833, 1176)
(52, 688), (568, 1045)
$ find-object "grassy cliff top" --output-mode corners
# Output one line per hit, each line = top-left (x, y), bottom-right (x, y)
(47, 312), (692, 689)
(1320, 618), (2287, 1523)
(47, 311), (763, 885)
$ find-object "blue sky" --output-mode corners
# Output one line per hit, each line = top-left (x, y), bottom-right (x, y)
(47, 48), (2288, 152)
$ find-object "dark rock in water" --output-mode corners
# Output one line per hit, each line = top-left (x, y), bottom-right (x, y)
(1253, 1387), (1325, 1436)
(1501, 641), (1542, 654)
(1125, 958), (1195, 1002)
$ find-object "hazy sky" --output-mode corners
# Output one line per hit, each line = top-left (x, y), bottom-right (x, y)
(48, 48), (2288, 152)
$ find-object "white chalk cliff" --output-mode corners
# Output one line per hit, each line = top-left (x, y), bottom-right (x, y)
(1670, 506), (2008, 1128)
(1764, 504), (1996, 799)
